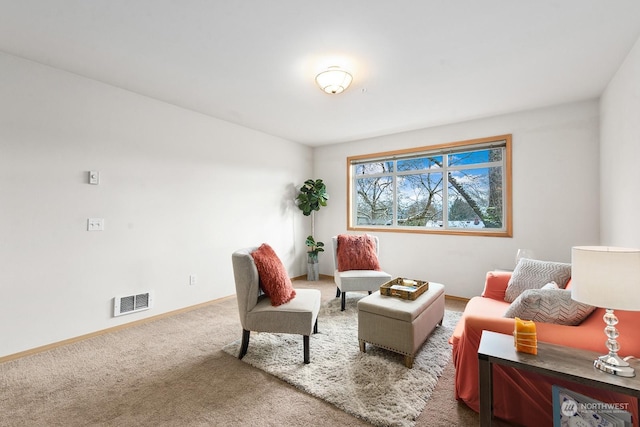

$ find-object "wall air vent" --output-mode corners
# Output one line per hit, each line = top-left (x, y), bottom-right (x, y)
(113, 292), (153, 317)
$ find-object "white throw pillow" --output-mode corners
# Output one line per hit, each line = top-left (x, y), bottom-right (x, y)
(504, 258), (571, 303)
(504, 288), (596, 326)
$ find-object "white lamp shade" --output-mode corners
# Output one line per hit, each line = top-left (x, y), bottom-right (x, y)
(571, 246), (640, 311)
(315, 66), (353, 94)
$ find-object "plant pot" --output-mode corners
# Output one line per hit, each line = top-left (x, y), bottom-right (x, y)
(307, 254), (319, 281)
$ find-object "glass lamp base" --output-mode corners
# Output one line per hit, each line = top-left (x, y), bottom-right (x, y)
(593, 354), (636, 377)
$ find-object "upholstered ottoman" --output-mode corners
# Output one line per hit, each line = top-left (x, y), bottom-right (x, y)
(357, 282), (445, 368)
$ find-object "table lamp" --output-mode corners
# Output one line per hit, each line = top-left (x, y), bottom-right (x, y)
(571, 246), (640, 377)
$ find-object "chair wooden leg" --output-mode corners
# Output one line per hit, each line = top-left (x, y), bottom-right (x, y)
(303, 335), (310, 364)
(239, 329), (250, 360)
(313, 319), (318, 334)
(341, 292), (346, 311)
(336, 287), (341, 298)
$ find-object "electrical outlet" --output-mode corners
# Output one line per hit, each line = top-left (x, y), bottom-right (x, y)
(87, 218), (104, 231)
(189, 274), (197, 286)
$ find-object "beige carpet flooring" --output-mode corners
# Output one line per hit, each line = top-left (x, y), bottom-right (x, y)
(0, 278), (481, 427)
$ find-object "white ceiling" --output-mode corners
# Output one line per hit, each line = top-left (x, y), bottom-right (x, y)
(1, 1), (639, 147)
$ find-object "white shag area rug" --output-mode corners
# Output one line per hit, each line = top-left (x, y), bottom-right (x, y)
(222, 294), (461, 427)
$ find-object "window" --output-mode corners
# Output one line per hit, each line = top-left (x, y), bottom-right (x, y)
(348, 135), (512, 237)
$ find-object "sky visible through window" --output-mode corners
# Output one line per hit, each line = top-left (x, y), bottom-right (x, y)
(350, 137), (510, 236)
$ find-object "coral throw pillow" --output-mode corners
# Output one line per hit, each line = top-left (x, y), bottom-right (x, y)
(336, 234), (381, 272)
(251, 243), (296, 306)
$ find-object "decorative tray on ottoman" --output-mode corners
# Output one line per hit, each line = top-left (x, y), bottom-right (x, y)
(380, 277), (429, 300)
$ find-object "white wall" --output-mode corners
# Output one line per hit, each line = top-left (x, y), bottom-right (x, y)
(600, 36), (640, 248)
(0, 53), (312, 357)
(6, 32), (636, 357)
(314, 101), (601, 298)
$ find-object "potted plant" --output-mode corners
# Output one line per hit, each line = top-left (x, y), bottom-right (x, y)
(305, 235), (325, 261)
(304, 235), (324, 280)
(296, 179), (329, 280)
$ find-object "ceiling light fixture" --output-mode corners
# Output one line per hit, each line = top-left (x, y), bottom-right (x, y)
(315, 66), (353, 94)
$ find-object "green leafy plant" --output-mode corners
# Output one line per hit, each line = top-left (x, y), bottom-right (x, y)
(296, 179), (329, 267)
(305, 235), (324, 262)
(296, 179), (329, 216)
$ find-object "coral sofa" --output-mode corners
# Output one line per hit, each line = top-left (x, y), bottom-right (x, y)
(451, 270), (640, 426)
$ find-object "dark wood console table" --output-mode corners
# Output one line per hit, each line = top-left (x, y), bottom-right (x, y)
(478, 330), (640, 426)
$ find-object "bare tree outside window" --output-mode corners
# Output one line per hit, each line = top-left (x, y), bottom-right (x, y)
(348, 135), (512, 237)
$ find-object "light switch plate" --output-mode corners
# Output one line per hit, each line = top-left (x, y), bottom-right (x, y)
(87, 218), (104, 231)
(89, 171), (100, 185)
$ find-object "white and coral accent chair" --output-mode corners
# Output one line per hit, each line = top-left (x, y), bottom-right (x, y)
(232, 245), (321, 364)
(332, 234), (392, 311)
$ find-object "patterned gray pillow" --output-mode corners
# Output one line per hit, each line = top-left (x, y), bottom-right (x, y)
(504, 288), (596, 326)
(504, 258), (571, 303)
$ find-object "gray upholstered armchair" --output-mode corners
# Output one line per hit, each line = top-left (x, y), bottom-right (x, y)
(231, 247), (321, 364)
